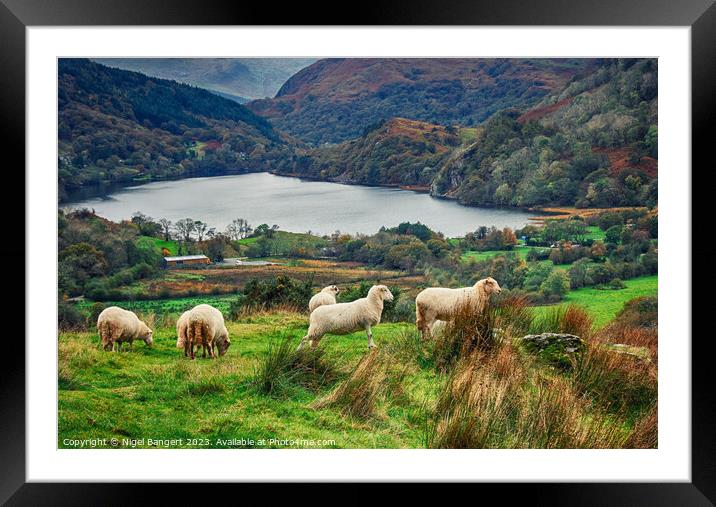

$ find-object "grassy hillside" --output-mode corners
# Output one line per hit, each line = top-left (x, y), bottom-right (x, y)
(59, 301), (656, 449)
(533, 275), (657, 327)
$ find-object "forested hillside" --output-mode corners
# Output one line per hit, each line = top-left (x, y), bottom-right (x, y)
(58, 59), (292, 201)
(248, 58), (590, 145)
(275, 58), (657, 209)
(431, 58), (657, 208)
(287, 117), (466, 186)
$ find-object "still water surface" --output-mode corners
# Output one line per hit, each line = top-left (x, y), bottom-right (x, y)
(62, 173), (535, 237)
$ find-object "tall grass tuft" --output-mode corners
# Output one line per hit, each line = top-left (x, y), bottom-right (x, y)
(625, 402), (658, 449)
(494, 293), (534, 337)
(312, 350), (394, 419)
(432, 300), (501, 371)
(570, 336), (656, 414)
(251, 334), (339, 396)
(427, 344), (523, 448)
(530, 304), (593, 337)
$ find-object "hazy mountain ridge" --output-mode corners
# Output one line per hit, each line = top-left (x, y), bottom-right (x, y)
(92, 58), (317, 101)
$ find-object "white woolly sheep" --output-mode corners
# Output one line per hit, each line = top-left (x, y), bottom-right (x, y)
(175, 310), (191, 350)
(97, 306), (153, 352)
(308, 285), (340, 312)
(415, 277), (501, 340)
(183, 304), (231, 360)
(299, 284), (394, 350)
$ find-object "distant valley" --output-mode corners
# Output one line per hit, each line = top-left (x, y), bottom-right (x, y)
(60, 57), (657, 211)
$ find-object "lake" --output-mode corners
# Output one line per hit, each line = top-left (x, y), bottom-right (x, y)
(61, 173), (535, 237)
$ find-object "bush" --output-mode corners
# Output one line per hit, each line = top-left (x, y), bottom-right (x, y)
(232, 275), (313, 316)
(58, 302), (86, 331)
(87, 302), (108, 327)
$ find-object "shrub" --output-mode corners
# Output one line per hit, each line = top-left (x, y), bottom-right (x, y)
(58, 302), (86, 331)
(233, 275), (313, 316)
(87, 302), (108, 327)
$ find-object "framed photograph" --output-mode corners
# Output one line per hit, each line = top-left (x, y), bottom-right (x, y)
(5, 0), (711, 500)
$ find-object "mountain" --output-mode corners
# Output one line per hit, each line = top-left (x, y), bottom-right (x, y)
(278, 117), (471, 187)
(277, 58), (658, 209)
(247, 58), (591, 145)
(58, 59), (292, 201)
(430, 58), (658, 208)
(92, 58), (317, 101)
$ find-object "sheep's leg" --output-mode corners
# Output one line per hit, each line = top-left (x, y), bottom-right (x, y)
(297, 334), (311, 351)
(366, 325), (376, 349)
(207, 341), (216, 359)
(202, 343), (207, 358)
(189, 342), (196, 360)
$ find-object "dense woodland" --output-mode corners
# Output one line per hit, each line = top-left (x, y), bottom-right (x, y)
(58, 59), (292, 201)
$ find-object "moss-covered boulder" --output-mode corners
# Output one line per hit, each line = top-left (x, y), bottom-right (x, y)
(519, 333), (584, 370)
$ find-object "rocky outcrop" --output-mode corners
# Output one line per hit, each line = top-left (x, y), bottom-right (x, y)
(519, 333), (584, 369)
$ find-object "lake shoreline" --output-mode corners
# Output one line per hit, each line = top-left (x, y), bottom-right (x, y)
(60, 172), (537, 238)
(63, 169), (536, 216)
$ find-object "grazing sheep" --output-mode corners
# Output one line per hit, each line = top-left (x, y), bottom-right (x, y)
(97, 306), (153, 352)
(175, 310), (191, 350)
(299, 285), (394, 350)
(415, 277), (501, 340)
(183, 304), (231, 360)
(308, 285), (340, 312)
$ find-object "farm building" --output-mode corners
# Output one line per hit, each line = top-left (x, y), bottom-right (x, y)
(162, 255), (210, 269)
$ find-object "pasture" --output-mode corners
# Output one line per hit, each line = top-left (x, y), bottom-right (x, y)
(59, 293), (657, 449)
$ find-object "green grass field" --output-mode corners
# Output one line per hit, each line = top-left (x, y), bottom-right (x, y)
(532, 275), (657, 327)
(585, 226), (606, 241)
(461, 245), (550, 263)
(141, 236), (179, 256)
(59, 316), (433, 449)
(77, 294), (240, 315)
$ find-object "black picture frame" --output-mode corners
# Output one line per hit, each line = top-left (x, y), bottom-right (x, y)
(3, 0), (711, 502)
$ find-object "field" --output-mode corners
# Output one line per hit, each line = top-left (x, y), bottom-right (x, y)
(533, 275), (658, 327)
(59, 300), (657, 449)
(461, 245), (549, 263)
(105, 259), (426, 300)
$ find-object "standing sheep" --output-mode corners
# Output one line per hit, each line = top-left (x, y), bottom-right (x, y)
(182, 304), (231, 360)
(308, 285), (340, 312)
(415, 277), (501, 340)
(299, 284), (394, 350)
(97, 306), (153, 352)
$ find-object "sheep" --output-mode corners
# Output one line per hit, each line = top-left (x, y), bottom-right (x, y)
(415, 277), (501, 340)
(97, 306), (153, 352)
(299, 285), (394, 350)
(308, 285), (340, 312)
(175, 310), (191, 350)
(182, 304), (231, 360)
